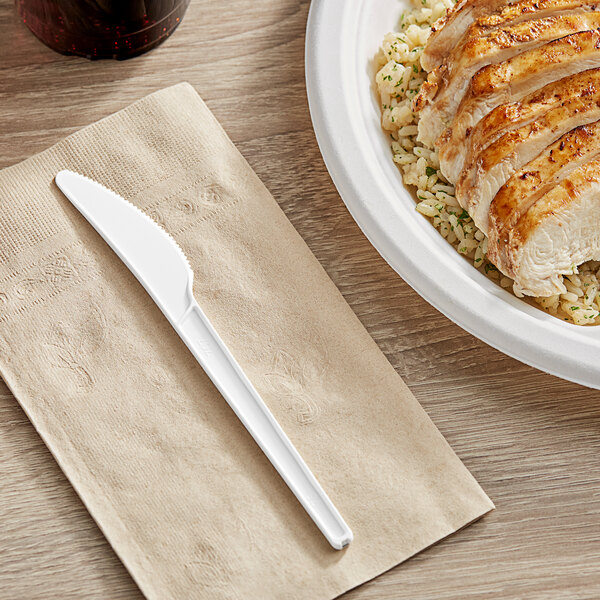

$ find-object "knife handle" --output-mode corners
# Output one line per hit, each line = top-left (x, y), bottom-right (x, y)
(175, 299), (353, 550)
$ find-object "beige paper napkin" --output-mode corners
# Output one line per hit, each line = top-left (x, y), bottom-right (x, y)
(0, 83), (492, 600)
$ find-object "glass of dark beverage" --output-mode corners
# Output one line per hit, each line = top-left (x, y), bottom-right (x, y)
(16, 0), (191, 59)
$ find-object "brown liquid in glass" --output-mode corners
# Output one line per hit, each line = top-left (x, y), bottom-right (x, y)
(16, 0), (190, 59)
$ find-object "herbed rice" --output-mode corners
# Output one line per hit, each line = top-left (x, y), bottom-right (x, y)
(375, 0), (600, 326)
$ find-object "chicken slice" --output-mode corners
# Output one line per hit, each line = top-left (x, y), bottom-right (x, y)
(421, 0), (587, 71)
(415, 10), (600, 148)
(439, 29), (600, 183)
(468, 0), (600, 33)
(422, 0), (511, 71)
(490, 157), (600, 297)
(455, 69), (600, 233)
(487, 122), (600, 273)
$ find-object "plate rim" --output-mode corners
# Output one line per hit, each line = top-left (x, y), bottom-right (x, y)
(305, 0), (600, 389)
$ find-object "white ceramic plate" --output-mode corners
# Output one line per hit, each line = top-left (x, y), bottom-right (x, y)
(305, 0), (600, 389)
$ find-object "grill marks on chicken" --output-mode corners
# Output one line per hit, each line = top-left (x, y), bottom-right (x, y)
(456, 68), (600, 233)
(439, 30), (600, 183)
(421, 0), (593, 70)
(416, 9), (600, 147)
(422, 0), (509, 71)
(494, 159), (600, 296)
(488, 121), (600, 293)
(416, 0), (600, 296)
(488, 123), (600, 278)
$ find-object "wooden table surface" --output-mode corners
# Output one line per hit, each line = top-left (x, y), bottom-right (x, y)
(1, 1), (599, 598)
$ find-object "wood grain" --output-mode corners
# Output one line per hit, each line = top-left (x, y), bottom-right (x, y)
(1, 1), (599, 598)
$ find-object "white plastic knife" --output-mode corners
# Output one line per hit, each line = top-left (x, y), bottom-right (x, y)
(55, 170), (353, 550)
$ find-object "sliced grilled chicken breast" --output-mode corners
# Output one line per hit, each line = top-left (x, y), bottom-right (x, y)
(422, 0), (512, 71)
(455, 69), (600, 232)
(488, 122), (600, 272)
(415, 10), (600, 147)
(439, 29), (600, 182)
(421, 0), (591, 71)
(465, 68), (600, 160)
(492, 158), (600, 296)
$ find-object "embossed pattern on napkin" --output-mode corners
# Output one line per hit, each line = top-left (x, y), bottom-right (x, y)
(0, 83), (493, 600)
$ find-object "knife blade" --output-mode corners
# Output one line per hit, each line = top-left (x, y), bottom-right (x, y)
(55, 170), (353, 550)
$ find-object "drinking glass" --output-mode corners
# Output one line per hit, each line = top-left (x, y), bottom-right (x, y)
(16, 0), (191, 59)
